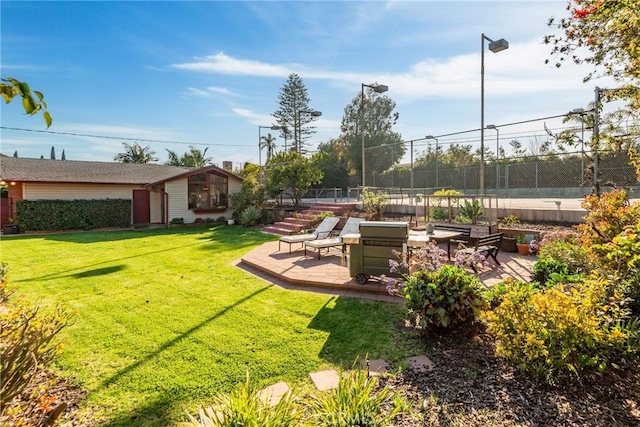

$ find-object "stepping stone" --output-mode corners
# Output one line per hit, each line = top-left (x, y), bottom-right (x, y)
(197, 406), (220, 426)
(405, 355), (435, 372)
(361, 359), (390, 376)
(309, 369), (340, 391)
(258, 381), (290, 406)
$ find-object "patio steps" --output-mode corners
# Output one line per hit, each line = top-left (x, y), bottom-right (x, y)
(262, 202), (357, 236)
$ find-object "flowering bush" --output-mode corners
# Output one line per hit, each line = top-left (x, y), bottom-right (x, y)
(0, 264), (72, 424)
(386, 263), (485, 335)
(536, 229), (590, 275)
(482, 277), (635, 385)
(453, 249), (489, 271)
(528, 239), (539, 254)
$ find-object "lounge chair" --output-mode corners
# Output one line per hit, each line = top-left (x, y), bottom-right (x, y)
(278, 216), (340, 253)
(304, 217), (365, 259)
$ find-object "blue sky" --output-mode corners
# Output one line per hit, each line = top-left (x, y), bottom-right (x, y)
(1, 1), (612, 167)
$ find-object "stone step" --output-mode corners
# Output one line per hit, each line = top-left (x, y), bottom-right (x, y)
(283, 217), (312, 227)
(262, 225), (298, 236)
(272, 222), (301, 232)
(303, 210), (336, 217)
(314, 202), (357, 212)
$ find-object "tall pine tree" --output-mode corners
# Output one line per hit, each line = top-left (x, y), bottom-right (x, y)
(272, 73), (318, 154)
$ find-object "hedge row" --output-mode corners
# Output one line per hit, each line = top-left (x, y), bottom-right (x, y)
(16, 199), (131, 231)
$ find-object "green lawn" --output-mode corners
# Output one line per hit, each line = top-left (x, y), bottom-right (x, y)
(1, 226), (422, 426)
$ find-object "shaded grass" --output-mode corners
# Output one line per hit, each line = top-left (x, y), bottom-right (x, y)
(0, 226), (422, 426)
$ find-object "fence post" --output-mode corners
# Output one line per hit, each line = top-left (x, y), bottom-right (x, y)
(505, 164), (509, 194)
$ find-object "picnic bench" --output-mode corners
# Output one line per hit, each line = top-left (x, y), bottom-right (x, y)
(456, 232), (503, 272)
(433, 224), (472, 259)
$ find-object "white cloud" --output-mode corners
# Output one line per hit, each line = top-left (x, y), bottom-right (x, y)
(186, 86), (236, 98)
(172, 52), (293, 77)
(171, 39), (613, 105)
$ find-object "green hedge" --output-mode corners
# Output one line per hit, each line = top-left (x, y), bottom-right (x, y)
(16, 199), (131, 231)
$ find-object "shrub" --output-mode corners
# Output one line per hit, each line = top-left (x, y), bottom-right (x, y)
(429, 189), (463, 221)
(0, 265), (72, 423)
(16, 199), (131, 231)
(532, 258), (570, 287)
(482, 277), (539, 309)
(185, 372), (300, 427)
(456, 199), (483, 223)
(240, 205), (263, 226)
(482, 277), (632, 385)
(170, 217), (185, 224)
(537, 229), (590, 275)
(305, 368), (406, 427)
(432, 189), (463, 197)
(388, 265), (485, 334)
(500, 214), (520, 227)
(362, 189), (389, 221)
(577, 189), (640, 248)
(229, 175), (266, 220)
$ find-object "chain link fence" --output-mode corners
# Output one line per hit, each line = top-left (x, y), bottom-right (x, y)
(368, 149), (639, 198)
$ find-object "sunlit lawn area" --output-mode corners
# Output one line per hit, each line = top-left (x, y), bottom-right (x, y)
(1, 226), (422, 426)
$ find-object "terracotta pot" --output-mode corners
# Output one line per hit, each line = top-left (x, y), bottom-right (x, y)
(516, 243), (530, 256)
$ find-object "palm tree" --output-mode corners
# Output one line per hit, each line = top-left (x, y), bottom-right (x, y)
(114, 142), (158, 164)
(260, 133), (277, 162)
(165, 149), (182, 166)
(187, 146), (212, 168)
(164, 146), (211, 167)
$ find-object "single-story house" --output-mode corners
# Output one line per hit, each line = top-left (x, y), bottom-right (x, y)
(0, 157), (243, 229)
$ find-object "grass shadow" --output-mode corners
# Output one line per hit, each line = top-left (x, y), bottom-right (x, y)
(68, 265), (126, 279)
(97, 391), (181, 427)
(97, 285), (273, 391)
(13, 227), (274, 283)
(306, 296), (423, 370)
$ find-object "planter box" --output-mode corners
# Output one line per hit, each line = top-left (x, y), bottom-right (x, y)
(3, 224), (19, 235)
(501, 236), (517, 252)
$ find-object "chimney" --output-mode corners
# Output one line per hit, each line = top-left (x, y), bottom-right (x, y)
(223, 161), (232, 171)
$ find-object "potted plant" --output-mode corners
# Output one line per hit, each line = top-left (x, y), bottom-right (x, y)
(3, 218), (19, 235)
(515, 234), (530, 255)
(501, 234), (517, 252)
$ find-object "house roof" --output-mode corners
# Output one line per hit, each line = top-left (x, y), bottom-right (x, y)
(0, 157), (193, 185)
(147, 163), (243, 186)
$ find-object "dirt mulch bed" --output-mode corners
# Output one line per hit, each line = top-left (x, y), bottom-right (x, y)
(1, 369), (87, 426)
(381, 324), (640, 427)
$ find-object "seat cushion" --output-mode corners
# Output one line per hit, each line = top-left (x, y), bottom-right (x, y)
(280, 234), (317, 244)
(304, 237), (341, 249)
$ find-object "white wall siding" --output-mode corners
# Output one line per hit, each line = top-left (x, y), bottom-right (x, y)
(24, 183), (137, 200)
(166, 179), (193, 222)
(166, 176), (242, 224)
(150, 190), (163, 223)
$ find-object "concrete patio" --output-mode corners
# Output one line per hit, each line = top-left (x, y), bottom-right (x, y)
(239, 240), (537, 302)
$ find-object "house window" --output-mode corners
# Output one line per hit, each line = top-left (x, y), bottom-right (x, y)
(188, 172), (228, 211)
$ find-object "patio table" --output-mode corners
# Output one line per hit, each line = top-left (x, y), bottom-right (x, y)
(407, 229), (464, 259)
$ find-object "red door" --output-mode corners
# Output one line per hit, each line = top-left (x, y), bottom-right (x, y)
(132, 190), (150, 225)
(0, 198), (12, 228)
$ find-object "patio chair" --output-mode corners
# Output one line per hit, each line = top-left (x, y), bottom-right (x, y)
(304, 217), (365, 260)
(278, 216), (340, 253)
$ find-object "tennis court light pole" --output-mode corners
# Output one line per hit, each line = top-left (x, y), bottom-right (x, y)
(480, 33), (509, 195)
